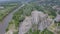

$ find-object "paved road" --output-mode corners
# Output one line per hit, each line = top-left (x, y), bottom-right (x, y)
(0, 4), (25, 34)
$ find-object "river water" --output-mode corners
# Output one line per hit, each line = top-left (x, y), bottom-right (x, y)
(0, 4), (25, 34)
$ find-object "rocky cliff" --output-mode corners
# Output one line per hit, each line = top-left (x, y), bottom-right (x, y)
(19, 10), (53, 34)
(31, 10), (53, 31)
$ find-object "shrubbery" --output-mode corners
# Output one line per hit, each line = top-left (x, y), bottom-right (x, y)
(6, 2), (57, 34)
(26, 28), (54, 34)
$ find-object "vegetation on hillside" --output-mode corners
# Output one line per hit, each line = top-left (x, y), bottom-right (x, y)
(0, 4), (18, 21)
(25, 28), (54, 34)
(6, 1), (57, 34)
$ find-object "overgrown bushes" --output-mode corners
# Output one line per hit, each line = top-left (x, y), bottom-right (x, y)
(26, 28), (54, 34)
(6, 2), (57, 34)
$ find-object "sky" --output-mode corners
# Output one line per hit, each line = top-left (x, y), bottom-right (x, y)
(0, 0), (20, 1)
(0, 0), (11, 1)
(0, 0), (31, 3)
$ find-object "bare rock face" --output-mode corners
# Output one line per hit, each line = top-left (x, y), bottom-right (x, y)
(19, 10), (53, 34)
(38, 13), (52, 31)
(19, 16), (32, 34)
(31, 10), (52, 31)
(31, 10), (44, 25)
(31, 10), (43, 31)
(54, 15), (60, 22)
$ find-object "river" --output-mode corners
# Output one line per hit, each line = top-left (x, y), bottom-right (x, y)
(0, 4), (25, 34)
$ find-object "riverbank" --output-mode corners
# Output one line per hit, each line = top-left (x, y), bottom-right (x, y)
(5, 4), (25, 34)
(0, 5), (18, 21)
(0, 4), (24, 34)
